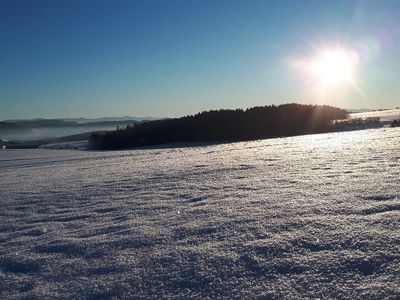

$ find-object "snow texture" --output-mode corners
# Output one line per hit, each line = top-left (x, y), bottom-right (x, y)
(0, 128), (399, 299)
(349, 109), (400, 121)
(38, 140), (89, 150)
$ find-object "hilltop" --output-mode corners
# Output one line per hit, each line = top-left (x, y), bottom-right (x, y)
(90, 103), (348, 149)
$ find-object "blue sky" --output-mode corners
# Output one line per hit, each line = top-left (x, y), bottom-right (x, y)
(1, 0), (399, 119)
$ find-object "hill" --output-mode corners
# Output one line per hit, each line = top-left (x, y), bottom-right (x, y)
(3, 131), (108, 149)
(61, 116), (160, 123)
(79, 120), (138, 127)
(4, 119), (78, 127)
(0, 121), (25, 130)
(90, 103), (348, 150)
(3, 119), (143, 129)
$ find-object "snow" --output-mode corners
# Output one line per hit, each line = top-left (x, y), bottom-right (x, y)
(0, 127), (399, 299)
(349, 109), (400, 121)
(38, 140), (89, 150)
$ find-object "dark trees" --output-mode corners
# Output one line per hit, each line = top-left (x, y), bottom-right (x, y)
(90, 103), (348, 149)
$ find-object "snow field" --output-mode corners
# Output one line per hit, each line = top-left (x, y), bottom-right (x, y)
(0, 128), (399, 299)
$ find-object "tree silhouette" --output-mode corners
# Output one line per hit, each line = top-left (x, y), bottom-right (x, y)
(90, 103), (348, 149)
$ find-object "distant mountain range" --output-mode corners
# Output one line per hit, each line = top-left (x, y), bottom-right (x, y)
(60, 116), (160, 123)
(2, 116), (160, 127)
(0, 121), (25, 129)
(2, 119), (78, 127)
(0, 117), (161, 142)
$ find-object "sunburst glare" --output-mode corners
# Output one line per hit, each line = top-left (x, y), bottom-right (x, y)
(310, 48), (357, 87)
(292, 45), (364, 99)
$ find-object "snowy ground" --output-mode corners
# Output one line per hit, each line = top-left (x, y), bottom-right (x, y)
(38, 140), (89, 150)
(349, 109), (400, 121)
(0, 128), (399, 299)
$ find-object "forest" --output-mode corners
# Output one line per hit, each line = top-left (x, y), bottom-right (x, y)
(89, 103), (348, 149)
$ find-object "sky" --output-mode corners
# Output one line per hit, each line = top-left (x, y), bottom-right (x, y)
(1, 0), (399, 120)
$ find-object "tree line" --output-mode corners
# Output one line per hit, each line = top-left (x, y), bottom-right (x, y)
(90, 103), (348, 149)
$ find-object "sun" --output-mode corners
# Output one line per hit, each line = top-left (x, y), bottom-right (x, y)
(291, 45), (364, 100)
(309, 48), (357, 87)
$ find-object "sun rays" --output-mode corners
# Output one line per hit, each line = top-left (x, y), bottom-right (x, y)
(292, 45), (365, 100)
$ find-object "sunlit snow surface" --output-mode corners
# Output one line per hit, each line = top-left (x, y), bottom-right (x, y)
(1, 128), (399, 299)
(350, 109), (400, 121)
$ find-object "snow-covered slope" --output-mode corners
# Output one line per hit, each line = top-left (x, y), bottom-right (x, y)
(349, 109), (400, 121)
(0, 128), (399, 299)
(38, 140), (89, 150)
